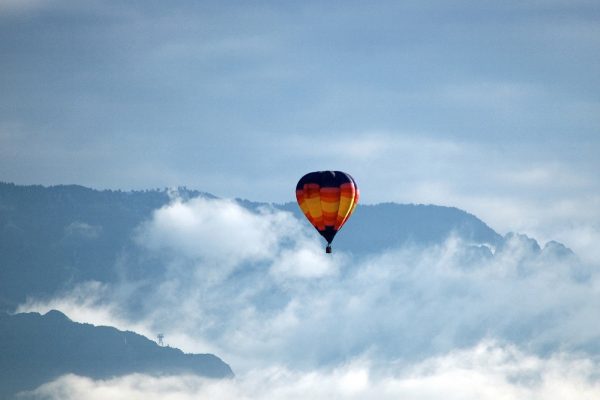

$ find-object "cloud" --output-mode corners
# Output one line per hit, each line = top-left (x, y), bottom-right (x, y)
(0, 0), (51, 14)
(271, 130), (600, 266)
(1, 0), (598, 251)
(20, 197), (343, 360)
(552, 223), (600, 265)
(2, 0), (598, 262)
(438, 81), (541, 112)
(17, 196), (600, 376)
(138, 197), (286, 268)
(64, 221), (102, 239)
(20, 342), (600, 400)
(16, 281), (153, 338)
(135, 195), (339, 280)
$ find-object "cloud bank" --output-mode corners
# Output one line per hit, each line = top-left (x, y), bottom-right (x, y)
(18, 196), (599, 375)
(21, 342), (600, 400)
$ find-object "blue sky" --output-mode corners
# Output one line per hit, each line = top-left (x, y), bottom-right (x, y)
(1, 0), (599, 248)
(5, 3), (600, 397)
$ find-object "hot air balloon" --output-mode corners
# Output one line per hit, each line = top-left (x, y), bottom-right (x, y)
(295, 171), (359, 253)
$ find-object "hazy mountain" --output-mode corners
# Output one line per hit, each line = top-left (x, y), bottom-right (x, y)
(1, 182), (513, 311)
(277, 201), (503, 254)
(0, 183), (167, 309)
(0, 310), (233, 399)
(0, 182), (580, 397)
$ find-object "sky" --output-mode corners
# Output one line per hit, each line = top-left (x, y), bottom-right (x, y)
(3, 3), (600, 398)
(1, 0), (600, 247)
(4, 3), (600, 397)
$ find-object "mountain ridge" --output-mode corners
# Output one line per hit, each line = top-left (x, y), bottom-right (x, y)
(0, 181), (564, 312)
(0, 309), (233, 399)
(0, 181), (580, 397)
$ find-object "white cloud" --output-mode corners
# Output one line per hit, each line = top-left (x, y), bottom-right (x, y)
(553, 223), (600, 265)
(322, 133), (599, 263)
(18, 196), (600, 375)
(280, 129), (600, 271)
(270, 241), (342, 279)
(137, 197), (286, 269)
(135, 196), (340, 283)
(20, 342), (600, 400)
(496, 164), (590, 189)
(16, 281), (155, 340)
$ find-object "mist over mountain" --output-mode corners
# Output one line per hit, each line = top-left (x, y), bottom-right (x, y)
(0, 183), (219, 309)
(2, 182), (510, 311)
(278, 201), (503, 253)
(1, 182), (588, 398)
(0, 310), (232, 399)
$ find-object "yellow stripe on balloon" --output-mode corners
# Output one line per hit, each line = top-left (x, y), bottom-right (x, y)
(335, 183), (357, 229)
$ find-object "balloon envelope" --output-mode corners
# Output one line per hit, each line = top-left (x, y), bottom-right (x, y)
(295, 171), (359, 250)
